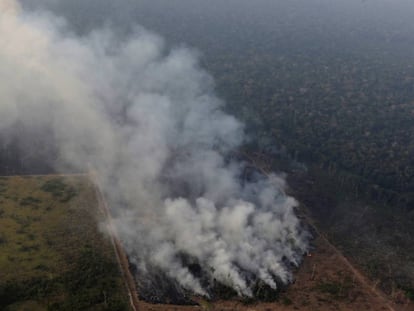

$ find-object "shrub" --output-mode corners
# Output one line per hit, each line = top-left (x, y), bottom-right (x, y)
(41, 179), (78, 202)
(20, 196), (42, 207)
(0, 234), (7, 244)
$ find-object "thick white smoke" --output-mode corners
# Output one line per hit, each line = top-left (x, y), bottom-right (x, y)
(0, 0), (308, 297)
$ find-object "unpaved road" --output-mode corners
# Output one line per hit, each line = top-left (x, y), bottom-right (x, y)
(90, 171), (140, 311)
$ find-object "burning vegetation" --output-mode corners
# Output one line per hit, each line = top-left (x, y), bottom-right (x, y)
(0, 0), (308, 302)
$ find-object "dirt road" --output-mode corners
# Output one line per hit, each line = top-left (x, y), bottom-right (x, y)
(90, 171), (140, 311)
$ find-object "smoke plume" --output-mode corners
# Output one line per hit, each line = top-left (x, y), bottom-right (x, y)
(0, 0), (308, 298)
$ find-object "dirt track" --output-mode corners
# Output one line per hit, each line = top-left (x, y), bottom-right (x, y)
(90, 171), (140, 311)
(305, 218), (399, 311)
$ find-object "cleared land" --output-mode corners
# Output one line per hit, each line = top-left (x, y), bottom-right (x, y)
(0, 174), (412, 311)
(134, 230), (412, 311)
(0, 175), (131, 311)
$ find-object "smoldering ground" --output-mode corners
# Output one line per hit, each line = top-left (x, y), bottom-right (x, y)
(0, 0), (309, 300)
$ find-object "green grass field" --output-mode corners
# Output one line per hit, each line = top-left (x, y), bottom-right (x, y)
(0, 175), (130, 311)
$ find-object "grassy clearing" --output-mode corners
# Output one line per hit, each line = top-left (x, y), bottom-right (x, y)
(0, 175), (130, 311)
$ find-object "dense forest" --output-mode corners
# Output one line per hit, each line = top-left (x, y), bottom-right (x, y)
(123, 0), (414, 209)
(18, 0), (414, 207)
(107, 0), (414, 299)
(28, 0), (414, 206)
(14, 0), (414, 302)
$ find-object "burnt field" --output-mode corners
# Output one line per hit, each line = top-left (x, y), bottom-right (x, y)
(132, 230), (408, 311)
(0, 173), (411, 310)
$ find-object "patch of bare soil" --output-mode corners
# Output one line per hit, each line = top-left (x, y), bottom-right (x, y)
(131, 231), (413, 311)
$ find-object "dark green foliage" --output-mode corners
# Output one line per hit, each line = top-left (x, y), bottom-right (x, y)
(281, 296), (293, 305)
(35, 264), (49, 272)
(41, 179), (67, 194)
(20, 196), (42, 207)
(0, 176), (130, 310)
(0, 247), (129, 311)
(364, 259), (381, 279)
(0, 278), (50, 309)
(402, 286), (414, 301)
(18, 244), (40, 252)
(0, 282), (26, 307)
(0, 182), (7, 194)
(106, 298), (129, 311)
(41, 179), (78, 202)
(50, 246), (128, 311)
(65, 247), (118, 289)
(317, 282), (342, 296)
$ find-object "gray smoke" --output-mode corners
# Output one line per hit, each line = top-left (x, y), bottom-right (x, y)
(0, 0), (308, 297)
